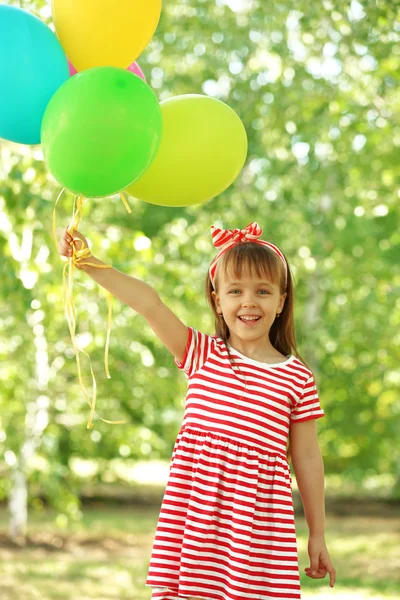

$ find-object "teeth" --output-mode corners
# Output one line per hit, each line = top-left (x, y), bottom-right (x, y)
(240, 316), (260, 321)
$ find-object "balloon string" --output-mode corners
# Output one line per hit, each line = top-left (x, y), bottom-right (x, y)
(52, 191), (125, 429)
(52, 187), (67, 249)
(120, 191), (131, 213)
(105, 292), (112, 379)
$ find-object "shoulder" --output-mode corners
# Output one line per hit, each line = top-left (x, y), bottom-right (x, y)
(187, 328), (222, 357)
(287, 356), (315, 384)
(174, 328), (219, 375)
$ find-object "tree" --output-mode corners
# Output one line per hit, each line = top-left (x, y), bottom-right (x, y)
(1, 0), (399, 542)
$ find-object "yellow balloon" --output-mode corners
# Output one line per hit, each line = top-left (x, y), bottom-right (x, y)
(52, 0), (162, 71)
(125, 95), (248, 207)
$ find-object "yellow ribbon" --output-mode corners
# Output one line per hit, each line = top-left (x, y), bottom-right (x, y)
(53, 189), (130, 429)
(119, 191), (132, 214)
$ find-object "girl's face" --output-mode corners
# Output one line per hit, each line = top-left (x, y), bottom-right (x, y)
(211, 266), (287, 344)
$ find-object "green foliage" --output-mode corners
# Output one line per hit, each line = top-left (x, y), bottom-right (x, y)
(0, 0), (399, 515)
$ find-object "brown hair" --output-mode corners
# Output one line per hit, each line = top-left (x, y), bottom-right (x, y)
(205, 242), (312, 464)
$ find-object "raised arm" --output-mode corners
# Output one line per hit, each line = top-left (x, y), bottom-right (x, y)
(58, 227), (189, 362)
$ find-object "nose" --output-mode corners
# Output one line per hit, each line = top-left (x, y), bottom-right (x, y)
(241, 293), (257, 307)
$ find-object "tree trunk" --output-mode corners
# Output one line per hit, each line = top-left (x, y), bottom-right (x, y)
(8, 302), (50, 545)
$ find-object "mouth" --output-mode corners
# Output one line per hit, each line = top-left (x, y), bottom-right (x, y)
(238, 316), (261, 326)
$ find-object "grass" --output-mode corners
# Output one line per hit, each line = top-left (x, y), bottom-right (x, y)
(0, 503), (399, 599)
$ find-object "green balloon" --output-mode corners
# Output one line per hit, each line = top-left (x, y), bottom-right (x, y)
(41, 66), (162, 197)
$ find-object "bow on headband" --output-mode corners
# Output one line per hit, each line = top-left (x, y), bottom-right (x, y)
(209, 221), (288, 288)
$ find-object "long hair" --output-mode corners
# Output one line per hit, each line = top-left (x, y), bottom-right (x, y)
(205, 242), (311, 464)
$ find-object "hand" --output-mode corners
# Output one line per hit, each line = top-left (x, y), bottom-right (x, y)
(58, 227), (90, 263)
(305, 534), (336, 588)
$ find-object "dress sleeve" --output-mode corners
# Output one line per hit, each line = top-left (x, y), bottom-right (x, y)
(290, 374), (325, 423)
(174, 326), (214, 378)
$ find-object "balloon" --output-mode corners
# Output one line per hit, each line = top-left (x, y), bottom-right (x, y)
(127, 62), (147, 81)
(125, 95), (248, 206)
(0, 5), (69, 145)
(52, 0), (162, 71)
(68, 58), (146, 81)
(68, 59), (76, 77)
(41, 67), (162, 198)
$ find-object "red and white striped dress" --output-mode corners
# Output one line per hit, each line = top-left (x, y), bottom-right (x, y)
(146, 327), (325, 600)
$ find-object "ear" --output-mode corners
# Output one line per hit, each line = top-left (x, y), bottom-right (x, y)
(278, 292), (287, 313)
(211, 290), (221, 313)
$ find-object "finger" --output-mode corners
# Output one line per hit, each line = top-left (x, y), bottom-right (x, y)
(305, 568), (327, 579)
(58, 240), (72, 256)
(59, 239), (71, 250)
(328, 567), (336, 587)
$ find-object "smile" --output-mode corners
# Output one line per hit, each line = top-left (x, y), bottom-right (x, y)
(238, 316), (261, 326)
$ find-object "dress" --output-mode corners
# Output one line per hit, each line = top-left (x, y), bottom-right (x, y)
(146, 327), (325, 600)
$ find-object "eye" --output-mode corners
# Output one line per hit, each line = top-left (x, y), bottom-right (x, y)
(259, 290), (270, 295)
(229, 289), (241, 294)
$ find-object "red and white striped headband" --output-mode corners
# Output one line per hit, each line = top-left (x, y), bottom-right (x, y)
(209, 221), (288, 289)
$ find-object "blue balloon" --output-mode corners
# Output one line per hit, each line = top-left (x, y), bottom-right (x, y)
(0, 6), (69, 145)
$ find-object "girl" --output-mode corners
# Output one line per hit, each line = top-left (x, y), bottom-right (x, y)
(58, 221), (336, 600)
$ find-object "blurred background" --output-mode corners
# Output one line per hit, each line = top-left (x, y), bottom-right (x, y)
(0, 0), (399, 598)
